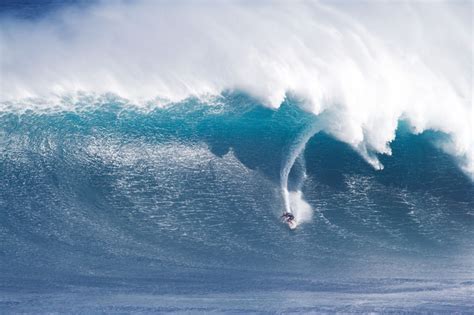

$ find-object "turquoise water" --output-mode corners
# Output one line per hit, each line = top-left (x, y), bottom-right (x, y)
(0, 94), (472, 312)
(0, 1), (472, 312)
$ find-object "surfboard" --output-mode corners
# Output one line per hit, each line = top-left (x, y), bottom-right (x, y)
(287, 219), (298, 230)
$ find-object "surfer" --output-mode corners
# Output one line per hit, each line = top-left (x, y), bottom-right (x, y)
(281, 212), (295, 223)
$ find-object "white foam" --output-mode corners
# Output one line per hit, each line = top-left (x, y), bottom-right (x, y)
(289, 190), (313, 224)
(1, 1), (472, 177)
(280, 122), (321, 224)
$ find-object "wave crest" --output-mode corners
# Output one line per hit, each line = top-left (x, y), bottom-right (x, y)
(0, 1), (472, 177)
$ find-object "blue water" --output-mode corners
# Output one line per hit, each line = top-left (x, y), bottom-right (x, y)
(1, 1), (473, 313)
(0, 93), (473, 313)
(0, 0), (94, 20)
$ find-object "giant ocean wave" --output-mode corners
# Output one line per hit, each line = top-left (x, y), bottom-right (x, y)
(0, 1), (473, 313)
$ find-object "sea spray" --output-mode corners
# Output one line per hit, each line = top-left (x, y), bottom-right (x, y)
(280, 121), (321, 224)
(1, 1), (471, 177)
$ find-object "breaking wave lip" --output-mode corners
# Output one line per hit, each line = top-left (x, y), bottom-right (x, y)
(0, 0), (472, 178)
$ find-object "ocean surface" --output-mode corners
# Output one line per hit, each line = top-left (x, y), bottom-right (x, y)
(1, 1), (473, 313)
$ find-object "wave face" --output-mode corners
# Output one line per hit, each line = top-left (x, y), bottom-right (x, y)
(0, 1), (473, 313)
(1, 95), (473, 312)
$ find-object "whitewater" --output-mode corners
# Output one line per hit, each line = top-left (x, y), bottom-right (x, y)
(2, 1), (472, 176)
(0, 0), (473, 313)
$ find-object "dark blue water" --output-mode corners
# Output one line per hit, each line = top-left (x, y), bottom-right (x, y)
(0, 93), (472, 313)
(0, 0), (95, 20)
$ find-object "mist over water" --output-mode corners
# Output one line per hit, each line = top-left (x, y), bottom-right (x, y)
(0, 1), (473, 313)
